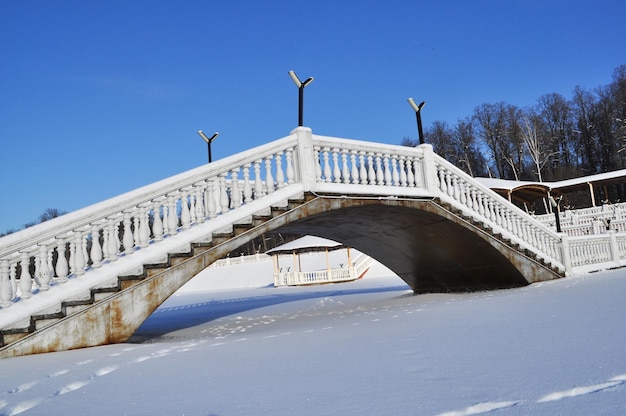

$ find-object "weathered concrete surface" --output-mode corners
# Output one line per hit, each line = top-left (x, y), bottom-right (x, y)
(0, 195), (561, 358)
(274, 196), (561, 292)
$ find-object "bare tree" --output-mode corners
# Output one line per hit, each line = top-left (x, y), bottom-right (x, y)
(519, 115), (555, 182)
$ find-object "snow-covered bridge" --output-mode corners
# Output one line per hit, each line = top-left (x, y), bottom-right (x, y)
(0, 127), (623, 357)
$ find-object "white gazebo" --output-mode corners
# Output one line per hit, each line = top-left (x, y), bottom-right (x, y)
(266, 236), (370, 287)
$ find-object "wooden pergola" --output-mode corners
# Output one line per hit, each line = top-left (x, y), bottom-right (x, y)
(266, 236), (359, 287)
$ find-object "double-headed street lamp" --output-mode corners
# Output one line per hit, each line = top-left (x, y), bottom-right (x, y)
(197, 130), (219, 163)
(288, 70), (314, 127)
(407, 98), (426, 144)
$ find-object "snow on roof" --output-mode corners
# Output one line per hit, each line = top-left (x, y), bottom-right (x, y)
(265, 236), (344, 255)
(474, 177), (550, 191)
(476, 169), (626, 193)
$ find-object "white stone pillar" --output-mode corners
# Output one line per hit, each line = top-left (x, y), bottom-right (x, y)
(418, 143), (438, 194)
(292, 127), (316, 191)
(559, 233), (572, 275)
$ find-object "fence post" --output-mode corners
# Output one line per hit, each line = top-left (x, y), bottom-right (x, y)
(559, 234), (572, 275)
(609, 230), (620, 267)
(292, 127), (316, 191)
(417, 143), (439, 195)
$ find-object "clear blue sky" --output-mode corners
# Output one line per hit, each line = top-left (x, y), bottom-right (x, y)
(1, 0), (624, 233)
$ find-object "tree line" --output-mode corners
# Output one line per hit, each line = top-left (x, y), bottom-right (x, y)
(402, 65), (626, 182)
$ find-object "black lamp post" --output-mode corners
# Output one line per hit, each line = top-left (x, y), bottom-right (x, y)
(407, 98), (426, 144)
(197, 130), (219, 163)
(288, 70), (314, 127)
(549, 195), (562, 233)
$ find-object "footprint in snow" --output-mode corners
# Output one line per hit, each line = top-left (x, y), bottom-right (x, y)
(537, 380), (622, 403)
(437, 400), (521, 416)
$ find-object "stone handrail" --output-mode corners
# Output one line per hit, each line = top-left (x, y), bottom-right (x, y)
(0, 132), (302, 308)
(305, 136), (564, 271)
(429, 153), (564, 271)
(3, 126), (625, 312)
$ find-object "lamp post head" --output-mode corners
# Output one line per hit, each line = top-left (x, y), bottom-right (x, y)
(407, 98), (426, 113)
(288, 70), (302, 88)
(288, 71), (314, 89)
(198, 130), (219, 144)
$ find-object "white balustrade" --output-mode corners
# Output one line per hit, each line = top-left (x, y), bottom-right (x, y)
(1, 127), (623, 313)
(0, 133), (302, 309)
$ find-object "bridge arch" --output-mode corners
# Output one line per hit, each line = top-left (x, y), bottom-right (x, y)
(1, 193), (560, 358)
(272, 195), (557, 293)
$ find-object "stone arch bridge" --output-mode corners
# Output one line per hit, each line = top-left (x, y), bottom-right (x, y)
(0, 127), (621, 358)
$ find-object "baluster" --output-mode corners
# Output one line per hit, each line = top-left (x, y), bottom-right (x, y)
(314, 147), (323, 182)
(0, 261), (11, 308)
(275, 152), (285, 188)
(139, 205), (150, 246)
(132, 216), (140, 249)
(253, 160), (265, 198)
(383, 155), (392, 186)
(47, 246), (55, 279)
(470, 189), (479, 212)
(350, 151), (359, 184)
(123, 213), (134, 254)
(322, 148), (332, 182)
(264, 157), (275, 193)
(152, 201), (164, 241)
(375, 154), (384, 185)
(359, 152), (368, 185)
(478, 192), (487, 217)
(399, 157), (408, 187)
(341, 151), (350, 184)
(89, 226), (103, 268)
(81, 233), (89, 269)
(73, 233), (86, 276)
(331, 149), (341, 183)
(452, 177), (461, 201)
(242, 164), (253, 203)
(492, 201), (501, 226)
(458, 180), (466, 206)
(167, 196), (179, 234)
(36, 246), (52, 289)
(405, 157), (415, 187)
(19, 253), (32, 299)
(189, 191), (197, 224)
(504, 209), (512, 232)
(194, 184), (206, 221)
(105, 219), (119, 261)
(438, 166), (447, 194)
(207, 180), (217, 218)
(286, 149), (295, 184)
(231, 168), (242, 208)
(446, 172), (454, 197)
(367, 153), (376, 185)
(56, 238), (69, 282)
(391, 156), (400, 186)
(511, 215), (521, 238)
(219, 174), (230, 211)
(9, 263), (17, 300)
(181, 191), (191, 229)
(413, 158), (423, 188)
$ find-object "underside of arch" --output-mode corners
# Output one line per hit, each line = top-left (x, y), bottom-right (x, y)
(273, 196), (559, 293)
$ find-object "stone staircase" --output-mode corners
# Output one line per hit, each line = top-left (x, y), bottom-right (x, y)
(0, 194), (313, 357)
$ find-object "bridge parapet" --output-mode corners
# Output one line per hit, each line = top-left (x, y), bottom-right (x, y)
(0, 132), (304, 313)
(2, 127), (624, 319)
(304, 132), (566, 274)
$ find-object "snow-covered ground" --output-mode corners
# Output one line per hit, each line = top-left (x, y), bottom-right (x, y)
(1, 255), (626, 416)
